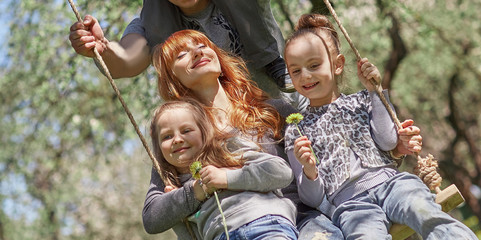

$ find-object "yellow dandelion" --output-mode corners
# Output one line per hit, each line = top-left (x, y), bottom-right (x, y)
(286, 113), (304, 124)
(285, 113), (319, 165)
(190, 161), (202, 180)
(189, 160), (229, 239)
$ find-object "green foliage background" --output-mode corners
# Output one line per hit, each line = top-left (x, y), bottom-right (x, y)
(0, 0), (480, 239)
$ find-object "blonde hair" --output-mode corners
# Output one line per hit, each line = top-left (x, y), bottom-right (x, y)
(152, 29), (282, 140)
(150, 98), (243, 187)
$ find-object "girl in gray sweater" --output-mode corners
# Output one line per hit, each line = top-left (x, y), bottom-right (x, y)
(147, 98), (297, 240)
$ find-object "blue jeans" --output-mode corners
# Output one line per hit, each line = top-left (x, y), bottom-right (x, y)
(297, 209), (344, 239)
(332, 172), (477, 240)
(217, 215), (298, 240)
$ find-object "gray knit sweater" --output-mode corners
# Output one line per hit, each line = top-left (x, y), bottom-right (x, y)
(142, 135), (296, 240)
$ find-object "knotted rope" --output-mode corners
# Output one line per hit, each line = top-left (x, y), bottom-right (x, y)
(322, 0), (442, 193)
(414, 154), (442, 192)
(67, 0), (169, 186)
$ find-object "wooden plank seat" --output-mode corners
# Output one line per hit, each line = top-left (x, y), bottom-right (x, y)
(389, 184), (465, 240)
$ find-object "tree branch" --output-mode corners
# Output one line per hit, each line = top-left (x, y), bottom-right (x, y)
(443, 70), (481, 221)
(274, 0), (294, 31)
(376, 0), (407, 90)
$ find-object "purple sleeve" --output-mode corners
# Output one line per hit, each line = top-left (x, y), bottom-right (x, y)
(369, 90), (398, 151)
(286, 150), (325, 208)
(142, 168), (202, 234)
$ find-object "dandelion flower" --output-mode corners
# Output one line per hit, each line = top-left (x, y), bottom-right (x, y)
(286, 113), (304, 124)
(189, 160), (229, 239)
(286, 113), (319, 165)
(190, 161), (202, 180)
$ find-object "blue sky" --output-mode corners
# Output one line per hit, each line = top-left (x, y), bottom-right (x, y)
(0, 0), (11, 68)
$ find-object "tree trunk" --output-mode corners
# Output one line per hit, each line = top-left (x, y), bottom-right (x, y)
(309, 0), (330, 15)
(376, 0), (407, 90)
(274, 0), (294, 31)
(443, 71), (481, 222)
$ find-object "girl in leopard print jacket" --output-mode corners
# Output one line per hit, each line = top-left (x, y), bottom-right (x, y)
(282, 13), (477, 240)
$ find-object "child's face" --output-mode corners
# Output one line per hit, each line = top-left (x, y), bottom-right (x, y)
(172, 40), (221, 92)
(156, 108), (203, 174)
(285, 34), (339, 107)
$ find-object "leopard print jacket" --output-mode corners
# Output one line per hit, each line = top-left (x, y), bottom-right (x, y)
(285, 90), (396, 196)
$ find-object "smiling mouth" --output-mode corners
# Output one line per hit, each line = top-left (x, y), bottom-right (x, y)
(173, 147), (189, 153)
(303, 82), (319, 90)
(192, 59), (210, 68)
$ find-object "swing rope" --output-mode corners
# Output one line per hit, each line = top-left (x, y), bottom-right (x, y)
(322, 0), (442, 193)
(67, 0), (169, 186)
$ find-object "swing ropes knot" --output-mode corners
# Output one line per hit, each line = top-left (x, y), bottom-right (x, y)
(322, 0), (442, 193)
(414, 154), (442, 192)
(67, 0), (172, 186)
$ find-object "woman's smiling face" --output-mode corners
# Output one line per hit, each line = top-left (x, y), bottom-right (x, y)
(171, 40), (221, 90)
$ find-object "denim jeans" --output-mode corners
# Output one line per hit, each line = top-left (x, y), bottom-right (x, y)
(332, 172), (477, 240)
(217, 215), (298, 240)
(297, 209), (344, 239)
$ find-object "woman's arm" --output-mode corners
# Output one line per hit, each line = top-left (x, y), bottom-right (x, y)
(142, 168), (202, 234)
(225, 149), (294, 192)
(202, 137), (293, 192)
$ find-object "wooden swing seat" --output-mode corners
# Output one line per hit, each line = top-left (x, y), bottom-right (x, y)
(389, 184), (465, 240)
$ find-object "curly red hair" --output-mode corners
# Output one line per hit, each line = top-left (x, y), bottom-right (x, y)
(152, 30), (282, 140)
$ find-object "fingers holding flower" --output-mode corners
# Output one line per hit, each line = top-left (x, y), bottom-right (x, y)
(286, 113), (320, 165)
(294, 136), (318, 180)
(294, 136), (315, 166)
(189, 161), (229, 237)
(200, 165), (228, 190)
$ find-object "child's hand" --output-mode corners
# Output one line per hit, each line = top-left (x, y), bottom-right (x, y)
(357, 58), (381, 92)
(200, 165), (228, 190)
(294, 136), (318, 180)
(164, 185), (178, 193)
(395, 119), (423, 156)
(193, 179), (212, 201)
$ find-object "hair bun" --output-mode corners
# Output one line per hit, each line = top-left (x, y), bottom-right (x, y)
(295, 14), (335, 31)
